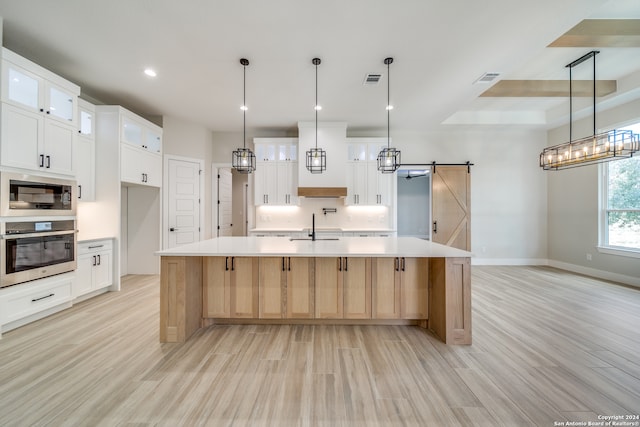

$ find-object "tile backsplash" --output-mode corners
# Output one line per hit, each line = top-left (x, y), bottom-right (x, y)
(254, 198), (391, 230)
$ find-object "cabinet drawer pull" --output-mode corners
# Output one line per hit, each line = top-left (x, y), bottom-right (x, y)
(231, 257), (235, 271)
(78, 185), (82, 199)
(32, 293), (54, 302)
(225, 257), (229, 271)
(46, 155), (51, 168)
(282, 257), (285, 271)
(344, 257), (348, 272)
(92, 255), (96, 266)
(338, 257), (342, 271)
(39, 154), (44, 168)
(88, 245), (104, 249)
(394, 257), (399, 272)
(288, 257), (291, 271)
(401, 257), (405, 272)
(97, 254), (101, 266)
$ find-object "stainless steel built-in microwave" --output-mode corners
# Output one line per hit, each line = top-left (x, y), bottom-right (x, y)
(0, 173), (77, 217)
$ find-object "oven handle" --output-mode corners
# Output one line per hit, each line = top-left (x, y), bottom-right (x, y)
(1, 230), (78, 240)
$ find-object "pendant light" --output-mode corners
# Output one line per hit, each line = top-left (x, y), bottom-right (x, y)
(377, 57), (401, 173)
(540, 51), (639, 170)
(232, 58), (256, 174)
(306, 57), (326, 173)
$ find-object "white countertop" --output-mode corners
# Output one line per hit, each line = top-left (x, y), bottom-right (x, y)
(156, 236), (472, 258)
(249, 228), (395, 233)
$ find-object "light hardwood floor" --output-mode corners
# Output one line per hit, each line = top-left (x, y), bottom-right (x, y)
(1, 267), (639, 426)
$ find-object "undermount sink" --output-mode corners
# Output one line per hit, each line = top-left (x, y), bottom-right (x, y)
(289, 238), (340, 241)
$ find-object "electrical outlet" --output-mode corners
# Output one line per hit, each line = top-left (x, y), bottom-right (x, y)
(586, 253), (592, 261)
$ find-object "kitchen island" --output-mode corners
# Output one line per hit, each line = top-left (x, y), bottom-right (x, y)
(156, 236), (472, 345)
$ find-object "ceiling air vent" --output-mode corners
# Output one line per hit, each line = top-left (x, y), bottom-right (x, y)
(474, 72), (501, 84)
(363, 73), (382, 85)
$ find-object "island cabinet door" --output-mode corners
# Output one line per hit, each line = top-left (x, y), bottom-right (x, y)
(203, 257), (231, 318)
(343, 257), (371, 319)
(371, 258), (400, 319)
(286, 257), (314, 319)
(259, 257), (285, 319)
(315, 257), (343, 318)
(399, 258), (429, 319)
(203, 256), (259, 318)
(229, 257), (259, 318)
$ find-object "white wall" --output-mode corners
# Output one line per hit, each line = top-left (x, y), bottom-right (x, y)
(348, 128), (549, 263)
(162, 116), (214, 239)
(547, 98), (640, 283)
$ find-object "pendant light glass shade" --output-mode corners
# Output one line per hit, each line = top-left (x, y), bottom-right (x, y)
(306, 57), (326, 174)
(540, 51), (639, 170)
(378, 57), (400, 173)
(233, 58), (256, 174)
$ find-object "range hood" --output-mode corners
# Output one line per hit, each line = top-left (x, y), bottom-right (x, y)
(297, 187), (347, 198)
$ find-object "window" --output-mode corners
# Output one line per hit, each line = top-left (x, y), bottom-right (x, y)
(600, 123), (640, 255)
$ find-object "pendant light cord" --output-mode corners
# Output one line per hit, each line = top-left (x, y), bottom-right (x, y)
(315, 60), (318, 150)
(387, 59), (390, 149)
(569, 66), (572, 143)
(311, 58), (321, 150)
(566, 51), (599, 143)
(243, 62), (246, 149)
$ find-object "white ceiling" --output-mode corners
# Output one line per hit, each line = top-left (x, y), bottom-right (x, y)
(0, 0), (639, 133)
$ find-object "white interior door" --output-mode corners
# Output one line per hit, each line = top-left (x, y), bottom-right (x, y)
(167, 158), (201, 248)
(218, 168), (233, 236)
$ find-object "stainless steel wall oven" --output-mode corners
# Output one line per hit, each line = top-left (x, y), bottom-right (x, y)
(1, 219), (77, 288)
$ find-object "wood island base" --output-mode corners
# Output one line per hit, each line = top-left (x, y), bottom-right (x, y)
(159, 255), (471, 345)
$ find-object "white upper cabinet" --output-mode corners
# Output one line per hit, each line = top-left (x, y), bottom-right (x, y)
(0, 48), (80, 177)
(2, 49), (79, 125)
(78, 100), (94, 139)
(119, 110), (162, 187)
(95, 106), (162, 188)
(76, 99), (96, 201)
(345, 138), (394, 206)
(254, 138), (298, 205)
(255, 142), (276, 162)
(347, 142), (367, 161)
(121, 113), (162, 154)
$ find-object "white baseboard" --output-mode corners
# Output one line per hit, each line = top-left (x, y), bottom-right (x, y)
(547, 260), (640, 288)
(472, 258), (549, 266)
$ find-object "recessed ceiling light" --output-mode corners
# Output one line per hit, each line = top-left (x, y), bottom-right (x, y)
(144, 68), (157, 77)
(240, 105), (248, 111)
(314, 105), (322, 111)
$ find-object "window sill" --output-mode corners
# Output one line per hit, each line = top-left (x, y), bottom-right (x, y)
(597, 246), (640, 259)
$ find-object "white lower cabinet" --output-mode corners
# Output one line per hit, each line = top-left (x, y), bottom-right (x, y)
(0, 273), (74, 334)
(75, 239), (113, 298)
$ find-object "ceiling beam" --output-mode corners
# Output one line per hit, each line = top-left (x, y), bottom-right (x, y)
(480, 80), (617, 97)
(549, 19), (640, 47)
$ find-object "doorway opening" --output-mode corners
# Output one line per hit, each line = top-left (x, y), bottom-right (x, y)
(397, 168), (431, 239)
(215, 166), (249, 237)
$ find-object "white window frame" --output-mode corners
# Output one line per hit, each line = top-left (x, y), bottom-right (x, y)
(598, 159), (640, 259)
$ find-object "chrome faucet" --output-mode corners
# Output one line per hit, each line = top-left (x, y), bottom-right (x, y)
(309, 213), (316, 241)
